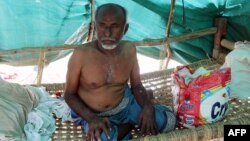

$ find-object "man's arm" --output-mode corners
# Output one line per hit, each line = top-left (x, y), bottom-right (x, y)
(129, 45), (158, 135)
(64, 49), (110, 140)
(64, 49), (95, 122)
(129, 45), (153, 108)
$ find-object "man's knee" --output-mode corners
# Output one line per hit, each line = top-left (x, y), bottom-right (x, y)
(154, 105), (176, 133)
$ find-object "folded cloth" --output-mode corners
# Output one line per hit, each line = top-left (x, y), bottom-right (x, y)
(24, 86), (73, 141)
(71, 85), (176, 141)
(24, 109), (55, 141)
(0, 78), (39, 140)
(0, 79), (72, 141)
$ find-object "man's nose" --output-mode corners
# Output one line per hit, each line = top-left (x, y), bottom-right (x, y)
(104, 27), (112, 37)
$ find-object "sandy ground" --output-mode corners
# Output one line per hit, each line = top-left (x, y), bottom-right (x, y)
(0, 53), (181, 84)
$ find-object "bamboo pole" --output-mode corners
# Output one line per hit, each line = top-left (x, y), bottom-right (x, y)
(36, 49), (46, 85)
(160, 0), (176, 70)
(216, 39), (235, 64)
(0, 27), (217, 55)
(0, 45), (75, 55)
(213, 18), (227, 59)
(133, 27), (217, 46)
(221, 39), (234, 50)
(87, 0), (95, 41)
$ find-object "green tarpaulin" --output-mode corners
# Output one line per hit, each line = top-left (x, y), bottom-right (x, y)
(0, 0), (249, 65)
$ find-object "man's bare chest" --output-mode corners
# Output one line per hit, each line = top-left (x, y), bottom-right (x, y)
(81, 57), (131, 88)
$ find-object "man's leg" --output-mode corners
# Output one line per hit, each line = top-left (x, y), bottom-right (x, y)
(127, 94), (176, 134)
(117, 89), (155, 140)
(154, 105), (176, 133)
(145, 89), (176, 132)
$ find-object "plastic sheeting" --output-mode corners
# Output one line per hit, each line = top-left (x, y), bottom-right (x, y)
(0, 0), (250, 65)
(0, 0), (90, 65)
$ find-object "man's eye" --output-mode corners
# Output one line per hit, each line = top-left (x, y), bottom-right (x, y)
(99, 23), (105, 27)
(112, 24), (119, 28)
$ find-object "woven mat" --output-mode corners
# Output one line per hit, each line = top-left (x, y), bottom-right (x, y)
(52, 119), (85, 141)
(37, 59), (250, 141)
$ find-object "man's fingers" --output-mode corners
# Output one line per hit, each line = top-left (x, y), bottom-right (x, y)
(151, 125), (157, 135)
(150, 124), (157, 135)
(88, 131), (95, 141)
(138, 116), (142, 129)
(102, 119), (111, 139)
(147, 122), (156, 135)
(94, 130), (101, 141)
(140, 120), (158, 136)
(146, 123), (152, 135)
(147, 122), (155, 135)
(154, 122), (159, 135)
(102, 127), (110, 140)
(105, 118), (112, 130)
(149, 121), (159, 135)
(87, 133), (91, 141)
(140, 121), (146, 135)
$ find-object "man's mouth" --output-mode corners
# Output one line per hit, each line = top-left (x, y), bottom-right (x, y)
(101, 38), (116, 44)
(102, 40), (116, 45)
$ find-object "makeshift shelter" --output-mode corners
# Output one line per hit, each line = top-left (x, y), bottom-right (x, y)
(1, 0), (250, 141)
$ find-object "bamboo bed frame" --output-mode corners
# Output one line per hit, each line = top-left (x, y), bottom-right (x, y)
(38, 58), (250, 141)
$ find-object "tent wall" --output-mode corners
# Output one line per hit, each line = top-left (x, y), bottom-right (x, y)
(0, 0), (249, 65)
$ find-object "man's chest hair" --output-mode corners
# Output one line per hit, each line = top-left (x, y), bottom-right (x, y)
(82, 62), (130, 87)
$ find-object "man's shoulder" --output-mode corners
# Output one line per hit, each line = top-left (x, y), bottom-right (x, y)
(120, 40), (136, 53)
(121, 40), (134, 47)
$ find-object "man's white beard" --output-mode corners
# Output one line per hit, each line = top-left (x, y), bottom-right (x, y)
(102, 44), (118, 50)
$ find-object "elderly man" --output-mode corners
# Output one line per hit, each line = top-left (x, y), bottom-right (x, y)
(64, 3), (176, 141)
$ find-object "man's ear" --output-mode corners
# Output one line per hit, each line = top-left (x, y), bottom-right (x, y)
(124, 23), (129, 34)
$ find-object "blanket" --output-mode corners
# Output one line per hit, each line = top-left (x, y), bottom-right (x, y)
(0, 78), (72, 141)
(0, 78), (39, 140)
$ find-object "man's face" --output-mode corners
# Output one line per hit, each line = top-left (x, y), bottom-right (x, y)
(95, 7), (127, 50)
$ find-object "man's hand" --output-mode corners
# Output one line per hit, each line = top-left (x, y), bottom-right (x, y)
(87, 117), (111, 141)
(138, 104), (159, 136)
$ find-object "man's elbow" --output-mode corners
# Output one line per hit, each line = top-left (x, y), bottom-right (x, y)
(131, 82), (143, 90)
(64, 92), (74, 104)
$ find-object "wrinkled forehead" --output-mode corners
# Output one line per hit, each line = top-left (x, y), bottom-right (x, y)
(95, 6), (126, 23)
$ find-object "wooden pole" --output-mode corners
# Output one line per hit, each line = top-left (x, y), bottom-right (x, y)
(217, 39), (235, 64)
(133, 27), (217, 46)
(87, 0), (95, 41)
(0, 27), (217, 55)
(0, 45), (75, 55)
(213, 18), (227, 59)
(221, 39), (234, 50)
(160, 0), (176, 70)
(36, 49), (46, 85)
